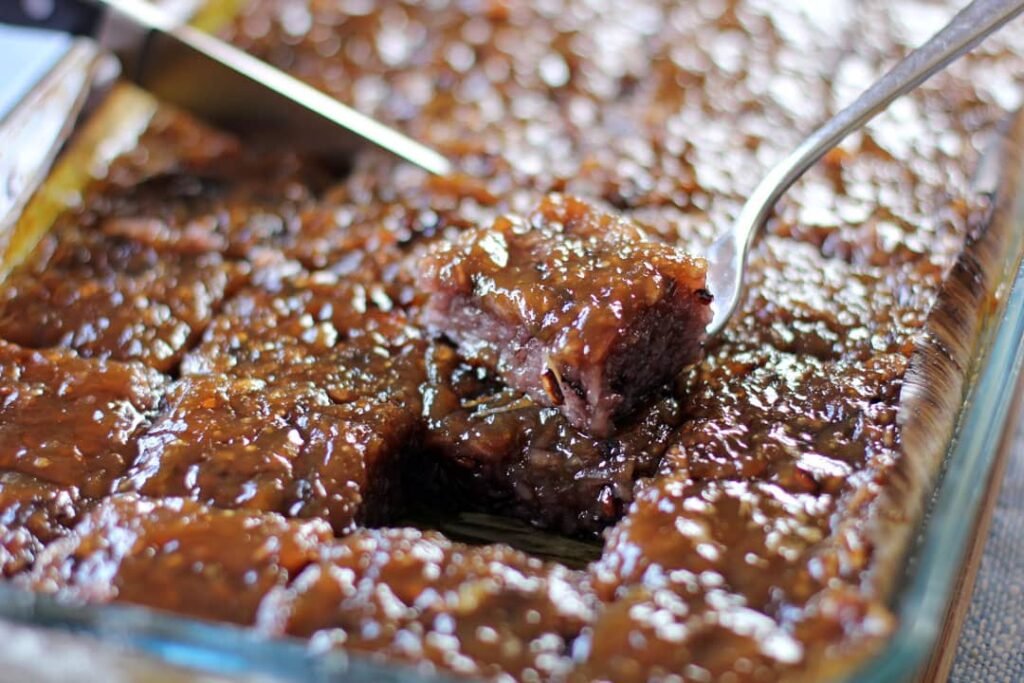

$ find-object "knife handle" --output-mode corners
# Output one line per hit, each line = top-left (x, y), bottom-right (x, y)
(0, 0), (102, 37)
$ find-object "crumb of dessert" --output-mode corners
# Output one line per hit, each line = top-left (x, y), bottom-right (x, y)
(0, 341), (166, 498)
(420, 194), (712, 437)
(256, 527), (595, 681)
(30, 494), (332, 625)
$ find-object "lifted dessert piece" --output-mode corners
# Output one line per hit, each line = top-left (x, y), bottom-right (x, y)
(0, 341), (166, 498)
(420, 194), (712, 437)
(256, 527), (595, 682)
(31, 494), (331, 626)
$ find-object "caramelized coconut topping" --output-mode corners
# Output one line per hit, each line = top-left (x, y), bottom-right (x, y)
(0, 0), (1021, 681)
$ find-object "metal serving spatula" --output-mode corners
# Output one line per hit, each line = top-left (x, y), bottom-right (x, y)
(0, 0), (453, 176)
(704, 0), (1024, 337)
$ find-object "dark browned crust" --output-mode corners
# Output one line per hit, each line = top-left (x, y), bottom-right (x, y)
(868, 108), (1024, 603)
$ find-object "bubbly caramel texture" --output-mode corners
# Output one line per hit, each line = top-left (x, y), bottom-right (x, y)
(0, 0), (1022, 681)
(0, 342), (167, 498)
(420, 194), (711, 437)
(30, 495), (333, 625)
(0, 473), (80, 579)
(257, 527), (595, 680)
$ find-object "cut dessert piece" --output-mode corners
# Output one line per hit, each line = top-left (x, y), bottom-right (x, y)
(421, 343), (681, 536)
(0, 473), (81, 578)
(420, 194), (712, 437)
(124, 374), (417, 534)
(579, 476), (891, 682)
(571, 582), (890, 683)
(720, 237), (930, 361)
(93, 163), (319, 259)
(664, 347), (906, 490)
(0, 231), (245, 372)
(30, 494), (332, 625)
(180, 269), (424, 397)
(591, 477), (835, 606)
(256, 527), (595, 682)
(164, 272), (427, 533)
(0, 341), (166, 498)
(574, 584), (804, 683)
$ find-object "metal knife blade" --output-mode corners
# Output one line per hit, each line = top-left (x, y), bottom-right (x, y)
(1, 0), (453, 176)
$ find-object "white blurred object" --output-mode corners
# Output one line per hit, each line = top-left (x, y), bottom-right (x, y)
(0, 23), (72, 119)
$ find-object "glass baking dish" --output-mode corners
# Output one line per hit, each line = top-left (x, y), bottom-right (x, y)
(2, 7), (1024, 681)
(841, 133), (1024, 680)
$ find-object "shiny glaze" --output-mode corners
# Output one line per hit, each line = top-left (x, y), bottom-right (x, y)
(0, 473), (80, 578)
(258, 527), (594, 680)
(0, 341), (166, 498)
(130, 271), (427, 534)
(123, 375), (411, 533)
(0, 229), (244, 373)
(31, 494), (332, 625)
(180, 270), (424, 389)
(0, 0), (1022, 681)
(420, 193), (710, 436)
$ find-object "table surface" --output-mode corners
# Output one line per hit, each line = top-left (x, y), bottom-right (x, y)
(0, 22), (1020, 683)
(949, 415), (1024, 681)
